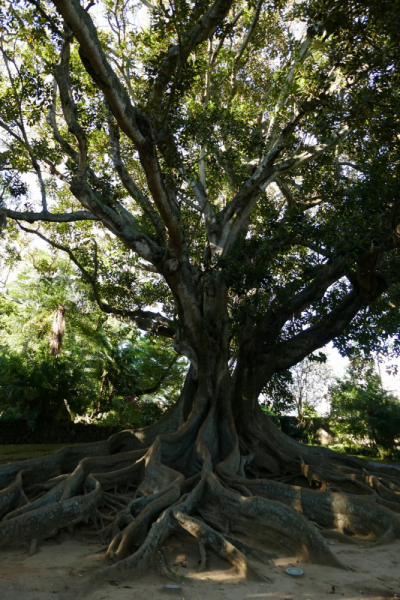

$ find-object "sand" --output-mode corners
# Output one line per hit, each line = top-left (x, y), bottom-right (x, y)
(0, 528), (399, 600)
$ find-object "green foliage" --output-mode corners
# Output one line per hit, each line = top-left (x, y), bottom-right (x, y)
(0, 348), (94, 422)
(0, 254), (187, 425)
(93, 397), (165, 429)
(329, 360), (400, 459)
(1, 0), (400, 425)
(263, 354), (331, 418)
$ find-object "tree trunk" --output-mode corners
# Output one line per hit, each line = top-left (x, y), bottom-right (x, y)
(49, 305), (66, 357)
(2, 289), (400, 594)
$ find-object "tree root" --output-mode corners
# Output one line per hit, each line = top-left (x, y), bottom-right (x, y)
(173, 510), (269, 581)
(1, 416), (400, 598)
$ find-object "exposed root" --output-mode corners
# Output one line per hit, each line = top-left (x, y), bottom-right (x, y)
(1, 411), (400, 598)
(197, 538), (208, 572)
(173, 510), (269, 581)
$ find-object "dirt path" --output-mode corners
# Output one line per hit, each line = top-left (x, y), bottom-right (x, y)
(0, 529), (399, 600)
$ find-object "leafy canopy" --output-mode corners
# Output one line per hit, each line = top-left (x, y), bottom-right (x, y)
(0, 0), (399, 382)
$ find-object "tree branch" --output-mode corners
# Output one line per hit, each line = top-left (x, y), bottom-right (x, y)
(54, 30), (88, 179)
(229, 0), (264, 101)
(6, 208), (99, 223)
(52, 0), (185, 257)
(105, 107), (166, 246)
(133, 355), (179, 398)
(150, 0), (234, 109)
(255, 259), (347, 349)
(256, 259), (389, 386)
(275, 176), (323, 210)
(17, 223), (176, 338)
(218, 124), (350, 256)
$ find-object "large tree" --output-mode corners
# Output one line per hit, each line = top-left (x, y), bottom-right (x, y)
(1, 0), (400, 589)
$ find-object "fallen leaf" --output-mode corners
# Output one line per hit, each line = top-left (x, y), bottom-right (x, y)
(108, 580), (120, 586)
(69, 571), (74, 576)
(63, 585), (70, 591)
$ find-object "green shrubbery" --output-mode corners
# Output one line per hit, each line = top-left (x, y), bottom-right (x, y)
(0, 256), (186, 428)
(329, 360), (400, 460)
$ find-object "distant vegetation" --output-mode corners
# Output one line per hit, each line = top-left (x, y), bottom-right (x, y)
(0, 253), (187, 427)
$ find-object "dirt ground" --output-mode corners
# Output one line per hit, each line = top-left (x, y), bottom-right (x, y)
(0, 528), (399, 600)
(1, 446), (399, 600)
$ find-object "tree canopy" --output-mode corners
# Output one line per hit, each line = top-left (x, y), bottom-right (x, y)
(1, 0), (400, 590)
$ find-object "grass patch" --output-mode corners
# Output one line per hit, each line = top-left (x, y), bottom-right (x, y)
(0, 444), (83, 465)
(327, 443), (400, 465)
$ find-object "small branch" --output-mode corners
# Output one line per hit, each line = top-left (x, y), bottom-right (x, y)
(17, 223), (176, 338)
(0, 46), (48, 212)
(276, 176), (323, 210)
(339, 161), (368, 173)
(210, 10), (244, 68)
(229, 0), (264, 101)
(54, 31), (88, 180)
(133, 355), (179, 398)
(264, 38), (310, 150)
(149, 0), (235, 108)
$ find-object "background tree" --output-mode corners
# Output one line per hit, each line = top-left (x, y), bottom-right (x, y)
(289, 355), (332, 422)
(329, 359), (400, 459)
(1, 0), (400, 587)
(263, 354), (332, 421)
(0, 252), (186, 423)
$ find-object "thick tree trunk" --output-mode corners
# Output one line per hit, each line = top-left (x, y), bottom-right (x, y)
(1, 291), (400, 595)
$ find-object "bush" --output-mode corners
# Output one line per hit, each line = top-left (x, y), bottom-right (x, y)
(0, 349), (94, 422)
(0, 406), (23, 421)
(329, 361), (400, 460)
(94, 397), (166, 428)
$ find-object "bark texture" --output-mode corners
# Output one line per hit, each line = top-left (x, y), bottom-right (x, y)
(1, 355), (400, 596)
(1, 0), (400, 595)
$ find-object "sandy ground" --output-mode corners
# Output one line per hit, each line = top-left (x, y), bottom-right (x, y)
(0, 528), (399, 600)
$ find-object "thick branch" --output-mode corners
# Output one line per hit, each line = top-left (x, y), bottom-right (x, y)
(259, 274), (388, 381)
(51, 0), (185, 256)
(68, 177), (161, 264)
(6, 208), (99, 223)
(106, 109), (166, 246)
(256, 258), (347, 345)
(218, 125), (350, 256)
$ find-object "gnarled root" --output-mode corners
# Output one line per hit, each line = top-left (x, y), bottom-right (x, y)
(1, 408), (400, 598)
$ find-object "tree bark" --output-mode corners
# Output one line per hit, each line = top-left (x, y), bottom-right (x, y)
(2, 289), (400, 594)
